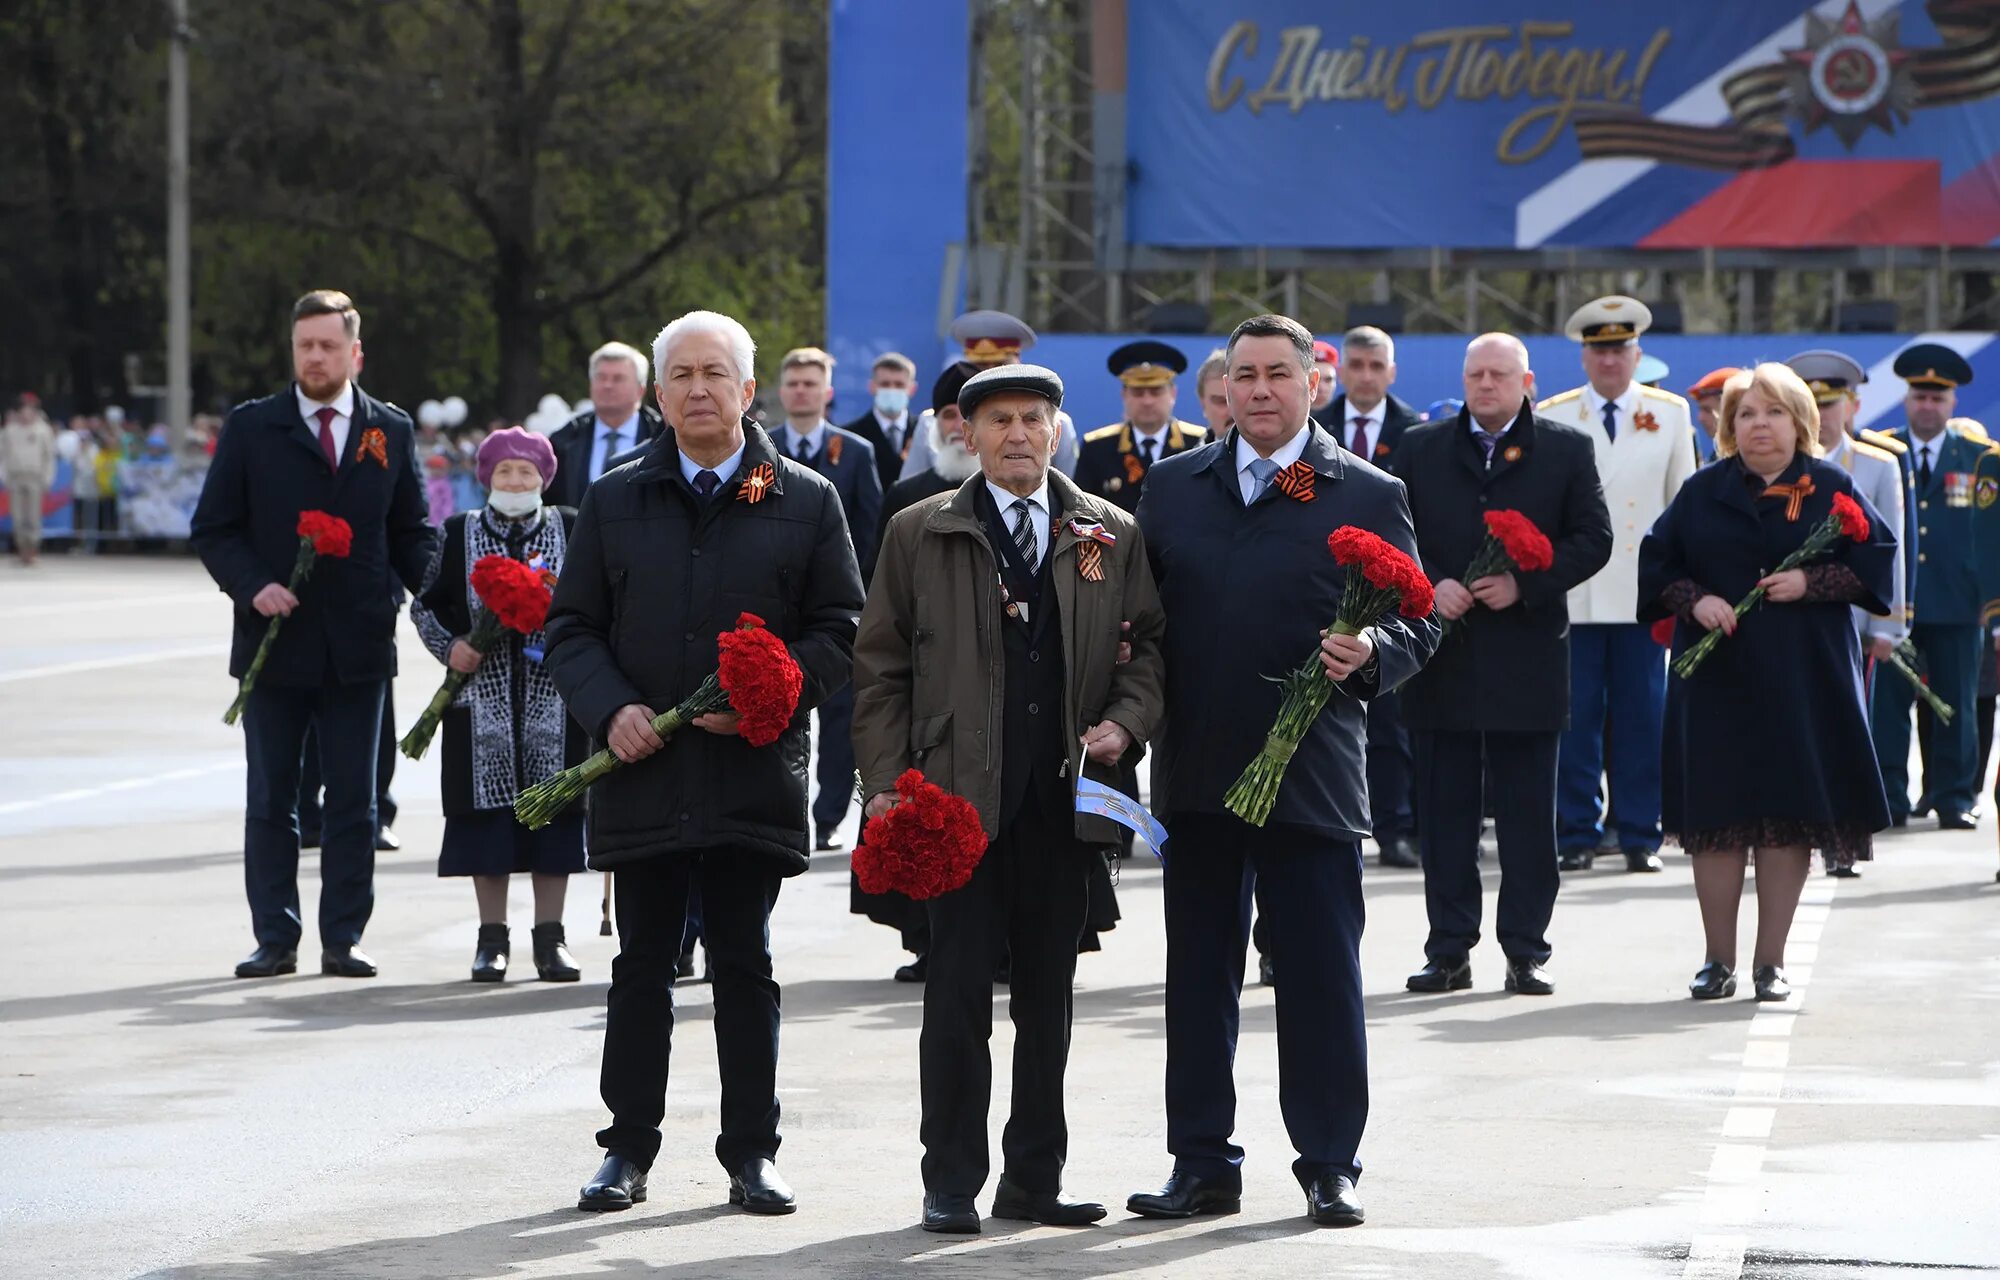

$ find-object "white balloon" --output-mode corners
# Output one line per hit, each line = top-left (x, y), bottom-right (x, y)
(537, 394), (569, 419)
(105, 406), (127, 426)
(440, 396), (468, 427)
(573, 398), (593, 416)
(417, 399), (445, 428)
(56, 431), (80, 461)
(526, 411), (563, 436)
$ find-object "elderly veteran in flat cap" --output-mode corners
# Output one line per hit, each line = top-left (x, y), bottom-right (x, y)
(853, 362), (1165, 1236)
(898, 310), (1079, 483)
(1871, 343), (1991, 830)
(1074, 340), (1207, 514)
(1538, 295), (1697, 874)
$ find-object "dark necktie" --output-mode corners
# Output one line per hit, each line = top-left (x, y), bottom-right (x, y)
(1601, 401), (1618, 443)
(1009, 498), (1038, 567)
(887, 422), (904, 457)
(1475, 429), (1503, 464)
(1141, 436), (1157, 467)
(1349, 418), (1370, 458)
(314, 406), (338, 467)
(1919, 445), (1933, 489)
(600, 429), (623, 478)
(791, 436), (810, 464)
(693, 469), (720, 499)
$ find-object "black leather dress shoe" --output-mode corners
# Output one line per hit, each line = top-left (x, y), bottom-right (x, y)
(1406, 956), (1471, 993)
(1752, 964), (1791, 1002)
(1125, 1171), (1240, 1219)
(234, 944), (298, 978)
(532, 922), (580, 982)
(728, 1157), (796, 1214)
(1688, 960), (1736, 1000)
(320, 946), (378, 978)
(1889, 813), (1909, 828)
(1827, 864), (1862, 878)
(1623, 848), (1664, 872)
(374, 825), (401, 852)
(472, 924), (509, 982)
(922, 1191), (980, 1234)
(1939, 810), (1979, 831)
(1377, 836), (1420, 869)
(1912, 801), (1934, 819)
(894, 953), (929, 983)
(578, 1154), (647, 1211)
(1257, 952), (1276, 987)
(1503, 957), (1554, 995)
(815, 827), (844, 851)
(991, 1176), (1105, 1225)
(1305, 1172), (1364, 1227)
(1558, 849), (1594, 872)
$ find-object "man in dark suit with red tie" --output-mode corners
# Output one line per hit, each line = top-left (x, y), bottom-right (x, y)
(1324, 325), (1423, 868)
(192, 290), (437, 979)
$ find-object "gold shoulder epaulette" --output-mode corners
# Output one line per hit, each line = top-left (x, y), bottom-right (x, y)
(1178, 419), (1208, 438)
(1638, 386), (1690, 409)
(1536, 388), (1583, 411)
(1858, 428), (1907, 455)
(1851, 440), (1897, 465)
(1084, 423), (1124, 443)
(1958, 423), (1992, 445)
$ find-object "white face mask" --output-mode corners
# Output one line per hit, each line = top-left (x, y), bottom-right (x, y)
(874, 387), (911, 417)
(487, 487), (543, 518)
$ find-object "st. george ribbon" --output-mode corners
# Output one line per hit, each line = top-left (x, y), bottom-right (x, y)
(1074, 776), (1168, 863)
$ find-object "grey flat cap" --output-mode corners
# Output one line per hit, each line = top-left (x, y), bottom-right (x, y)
(958, 363), (1065, 417)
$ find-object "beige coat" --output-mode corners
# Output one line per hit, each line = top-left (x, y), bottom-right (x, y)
(1537, 383), (1697, 623)
(851, 468), (1165, 843)
(0, 417), (58, 490)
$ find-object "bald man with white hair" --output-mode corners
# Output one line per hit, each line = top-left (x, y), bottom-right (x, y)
(1394, 332), (1611, 997)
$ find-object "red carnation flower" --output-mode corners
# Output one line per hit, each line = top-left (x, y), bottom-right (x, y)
(470, 554), (552, 634)
(1831, 491), (1870, 542)
(296, 510), (353, 558)
(852, 768), (988, 900)
(718, 613), (804, 747)
(1483, 510), (1554, 572)
(1650, 616), (1676, 647)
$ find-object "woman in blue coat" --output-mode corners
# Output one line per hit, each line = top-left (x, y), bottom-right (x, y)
(1638, 363), (1896, 1003)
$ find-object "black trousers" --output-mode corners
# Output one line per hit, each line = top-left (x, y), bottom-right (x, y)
(598, 851), (782, 1171)
(1163, 814), (1367, 1188)
(810, 684), (855, 833)
(241, 679), (385, 949)
(1365, 689), (1415, 841)
(299, 699), (398, 834)
(1413, 729), (1560, 965)
(920, 798), (1092, 1197)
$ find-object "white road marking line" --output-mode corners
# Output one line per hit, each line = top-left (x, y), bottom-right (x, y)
(2, 591), (218, 619)
(0, 643), (229, 684)
(1681, 878), (1839, 1280)
(0, 762), (237, 816)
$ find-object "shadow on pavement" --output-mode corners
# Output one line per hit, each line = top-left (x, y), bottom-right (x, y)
(1406, 996), (1761, 1044)
(138, 1205), (1323, 1280)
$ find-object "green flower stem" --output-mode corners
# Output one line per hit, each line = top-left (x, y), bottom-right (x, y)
(222, 537), (315, 726)
(1883, 650), (1954, 723)
(513, 674), (729, 830)
(1223, 620), (1363, 828)
(1670, 511), (1843, 680)
(398, 610), (506, 760)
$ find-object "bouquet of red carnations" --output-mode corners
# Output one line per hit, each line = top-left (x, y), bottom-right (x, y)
(852, 768), (989, 900)
(223, 511), (352, 725)
(514, 612), (803, 829)
(1673, 492), (1871, 678)
(1442, 509), (1554, 635)
(399, 554), (556, 760)
(1224, 528), (1435, 827)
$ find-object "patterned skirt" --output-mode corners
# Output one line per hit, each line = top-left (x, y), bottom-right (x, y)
(1668, 818), (1873, 864)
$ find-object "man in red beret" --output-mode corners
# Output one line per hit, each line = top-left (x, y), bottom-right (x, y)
(1684, 367), (1738, 464)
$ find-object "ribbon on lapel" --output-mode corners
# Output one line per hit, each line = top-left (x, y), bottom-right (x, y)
(736, 462), (776, 505)
(1761, 474), (1815, 522)
(1271, 458), (1317, 503)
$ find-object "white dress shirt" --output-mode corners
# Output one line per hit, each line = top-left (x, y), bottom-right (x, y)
(1235, 426), (1311, 504)
(679, 439), (746, 490)
(295, 382), (356, 462)
(783, 421), (829, 462)
(1913, 435), (1940, 477)
(1581, 383), (1640, 442)
(985, 476), (1052, 570)
(592, 412), (639, 481)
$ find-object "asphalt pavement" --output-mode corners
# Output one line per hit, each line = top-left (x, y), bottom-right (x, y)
(3, 557), (1996, 1280)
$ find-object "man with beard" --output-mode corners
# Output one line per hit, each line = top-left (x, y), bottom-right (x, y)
(548, 309), (862, 1216)
(898, 311), (1079, 481)
(867, 362), (981, 581)
(191, 289), (436, 980)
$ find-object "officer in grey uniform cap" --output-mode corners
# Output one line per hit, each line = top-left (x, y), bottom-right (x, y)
(899, 312), (1079, 483)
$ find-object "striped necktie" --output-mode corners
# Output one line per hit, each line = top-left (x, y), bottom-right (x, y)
(1008, 498), (1038, 567)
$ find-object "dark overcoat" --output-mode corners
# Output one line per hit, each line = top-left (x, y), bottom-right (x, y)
(1135, 423), (1441, 841)
(191, 385), (436, 685)
(1638, 454), (1896, 838)
(1397, 402), (1612, 732)
(544, 406), (664, 509)
(541, 421), (864, 875)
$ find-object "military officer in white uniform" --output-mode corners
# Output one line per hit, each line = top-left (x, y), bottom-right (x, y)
(1538, 296), (1697, 873)
(898, 310), (1078, 482)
